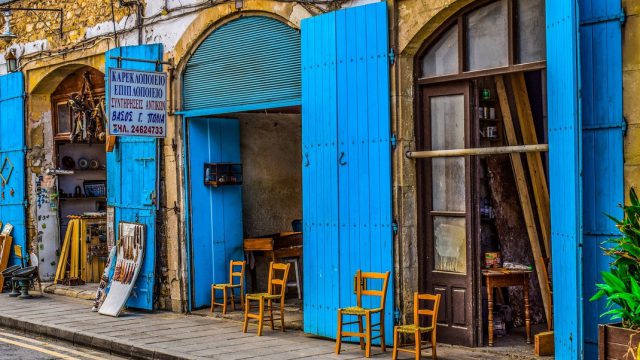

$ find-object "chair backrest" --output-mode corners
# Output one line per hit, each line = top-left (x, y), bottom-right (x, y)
(355, 270), (390, 309)
(267, 262), (291, 299)
(229, 260), (245, 286)
(414, 292), (441, 329)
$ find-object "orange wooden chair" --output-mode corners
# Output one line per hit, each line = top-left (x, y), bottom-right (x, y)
(242, 262), (290, 336)
(211, 260), (245, 314)
(392, 292), (441, 360)
(335, 270), (390, 358)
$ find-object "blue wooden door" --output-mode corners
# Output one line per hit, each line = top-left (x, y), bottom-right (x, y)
(546, 1), (583, 358)
(187, 117), (243, 308)
(106, 44), (163, 310)
(579, 0), (624, 358)
(302, 2), (393, 342)
(0, 72), (25, 266)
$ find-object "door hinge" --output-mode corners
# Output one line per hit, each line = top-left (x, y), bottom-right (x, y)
(392, 221), (398, 236)
(389, 48), (395, 65)
(390, 134), (397, 149)
(580, 9), (626, 26)
(394, 307), (401, 325)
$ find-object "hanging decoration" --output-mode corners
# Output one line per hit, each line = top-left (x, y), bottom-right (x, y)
(68, 71), (107, 143)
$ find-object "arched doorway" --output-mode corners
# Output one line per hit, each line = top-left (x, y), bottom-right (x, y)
(415, 0), (548, 347)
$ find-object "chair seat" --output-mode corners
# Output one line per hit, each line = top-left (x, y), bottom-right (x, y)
(395, 324), (434, 334)
(246, 292), (281, 300)
(339, 306), (383, 315)
(212, 283), (240, 289)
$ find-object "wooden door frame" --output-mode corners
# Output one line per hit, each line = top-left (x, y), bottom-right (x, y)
(416, 81), (477, 346)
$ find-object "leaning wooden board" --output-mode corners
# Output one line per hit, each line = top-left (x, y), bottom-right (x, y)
(0, 234), (12, 291)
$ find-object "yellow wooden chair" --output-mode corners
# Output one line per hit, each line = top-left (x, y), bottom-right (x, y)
(335, 270), (390, 358)
(392, 292), (441, 360)
(242, 262), (290, 336)
(211, 260), (245, 314)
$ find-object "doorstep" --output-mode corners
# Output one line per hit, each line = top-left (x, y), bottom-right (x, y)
(42, 282), (98, 301)
(0, 293), (553, 359)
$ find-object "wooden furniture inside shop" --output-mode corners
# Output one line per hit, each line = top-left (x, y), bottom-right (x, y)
(482, 269), (532, 347)
(243, 261), (291, 336)
(243, 232), (302, 294)
(211, 260), (246, 314)
(335, 270), (390, 358)
(54, 215), (108, 285)
(392, 292), (441, 360)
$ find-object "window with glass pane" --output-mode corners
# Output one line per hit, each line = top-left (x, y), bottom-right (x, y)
(517, 0), (545, 63)
(422, 26), (458, 78)
(434, 216), (466, 273)
(430, 95), (465, 212)
(466, 0), (508, 71)
(56, 102), (71, 134)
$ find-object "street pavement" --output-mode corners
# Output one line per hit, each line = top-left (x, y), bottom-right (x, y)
(0, 294), (551, 359)
(0, 326), (123, 359)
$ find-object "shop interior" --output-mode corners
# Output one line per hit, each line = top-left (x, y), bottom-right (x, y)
(50, 66), (109, 286)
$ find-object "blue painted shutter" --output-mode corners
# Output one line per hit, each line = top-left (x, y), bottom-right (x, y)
(579, 0), (624, 358)
(302, 2), (393, 342)
(187, 118), (243, 308)
(183, 16), (301, 116)
(0, 72), (25, 266)
(106, 44), (163, 310)
(546, 1), (583, 358)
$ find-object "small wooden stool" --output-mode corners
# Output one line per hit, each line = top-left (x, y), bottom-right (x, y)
(211, 260), (245, 314)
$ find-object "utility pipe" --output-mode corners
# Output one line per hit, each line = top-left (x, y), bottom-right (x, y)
(406, 144), (549, 159)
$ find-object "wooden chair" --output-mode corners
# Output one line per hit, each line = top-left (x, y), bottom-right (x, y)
(392, 292), (441, 360)
(243, 262), (290, 336)
(335, 270), (390, 358)
(211, 260), (245, 314)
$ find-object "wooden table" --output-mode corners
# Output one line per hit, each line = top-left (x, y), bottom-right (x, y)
(243, 232), (302, 291)
(482, 269), (532, 346)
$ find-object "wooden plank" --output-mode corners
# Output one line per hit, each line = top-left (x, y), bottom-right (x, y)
(509, 73), (551, 258)
(54, 220), (74, 283)
(535, 331), (554, 356)
(0, 235), (12, 291)
(406, 144), (548, 158)
(495, 75), (552, 328)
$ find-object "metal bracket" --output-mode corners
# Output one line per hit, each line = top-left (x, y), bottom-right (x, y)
(109, 56), (173, 70)
(580, 10), (626, 26)
(389, 48), (395, 65)
(392, 221), (398, 236)
(390, 134), (397, 149)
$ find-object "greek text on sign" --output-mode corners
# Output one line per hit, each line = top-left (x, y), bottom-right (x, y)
(108, 68), (167, 137)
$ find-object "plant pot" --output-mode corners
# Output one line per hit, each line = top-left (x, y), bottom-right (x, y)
(599, 323), (640, 359)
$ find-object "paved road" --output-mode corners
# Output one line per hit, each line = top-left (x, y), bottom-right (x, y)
(0, 326), (123, 360)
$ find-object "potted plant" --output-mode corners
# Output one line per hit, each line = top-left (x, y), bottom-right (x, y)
(591, 188), (640, 358)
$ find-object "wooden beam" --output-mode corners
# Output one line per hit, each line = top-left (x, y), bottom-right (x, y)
(406, 144), (548, 159)
(510, 73), (551, 259)
(496, 75), (553, 328)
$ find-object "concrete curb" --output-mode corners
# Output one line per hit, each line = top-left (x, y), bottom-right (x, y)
(0, 312), (191, 360)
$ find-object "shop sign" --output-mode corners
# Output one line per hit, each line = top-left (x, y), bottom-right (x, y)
(108, 68), (167, 137)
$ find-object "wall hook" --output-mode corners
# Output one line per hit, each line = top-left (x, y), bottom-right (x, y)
(339, 152), (347, 166)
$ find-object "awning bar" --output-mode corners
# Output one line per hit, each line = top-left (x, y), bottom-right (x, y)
(406, 144), (549, 159)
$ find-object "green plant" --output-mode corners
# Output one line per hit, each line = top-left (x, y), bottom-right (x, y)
(591, 188), (640, 329)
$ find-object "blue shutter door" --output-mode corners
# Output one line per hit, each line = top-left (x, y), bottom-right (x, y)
(302, 2), (393, 342)
(301, 10), (340, 338)
(546, 1), (583, 358)
(579, 0), (624, 358)
(187, 118), (243, 308)
(182, 16), (301, 117)
(0, 72), (25, 266)
(106, 44), (162, 310)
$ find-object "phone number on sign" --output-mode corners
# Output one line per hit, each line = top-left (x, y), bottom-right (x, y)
(113, 124), (164, 136)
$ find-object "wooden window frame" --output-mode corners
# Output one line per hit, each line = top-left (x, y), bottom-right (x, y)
(52, 89), (105, 142)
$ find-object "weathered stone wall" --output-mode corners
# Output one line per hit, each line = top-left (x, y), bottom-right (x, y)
(623, 1), (640, 197)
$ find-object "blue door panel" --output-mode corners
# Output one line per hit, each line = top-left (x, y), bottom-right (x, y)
(302, 2), (393, 343)
(0, 72), (25, 266)
(579, 0), (624, 357)
(106, 44), (163, 311)
(546, 0), (582, 358)
(188, 118), (243, 309)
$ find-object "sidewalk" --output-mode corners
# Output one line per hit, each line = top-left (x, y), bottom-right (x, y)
(0, 294), (551, 359)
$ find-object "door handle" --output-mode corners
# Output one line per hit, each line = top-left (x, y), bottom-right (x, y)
(304, 153), (310, 167)
(339, 152), (347, 166)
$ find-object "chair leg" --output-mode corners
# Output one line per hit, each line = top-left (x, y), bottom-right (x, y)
(392, 327), (399, 360)
(335, 310), (343, 354)
(222, 287), (228, 315)
(380, 312), (386, 352)
(230, 288), (236, 311)
(365, 311), (372, 358)
(268, 299), (275, 330)
(294, 258), (301, 300)
(358, 315), (365, 350)
(415, 330), (421, 360)
(242, 296), (250, 333)
(431, 331), (437, 360)
(240, 285), (245, 311)
(210, 286), (215, 313)
(258, 297), (265, 336)
(280, 300), (286, 332)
